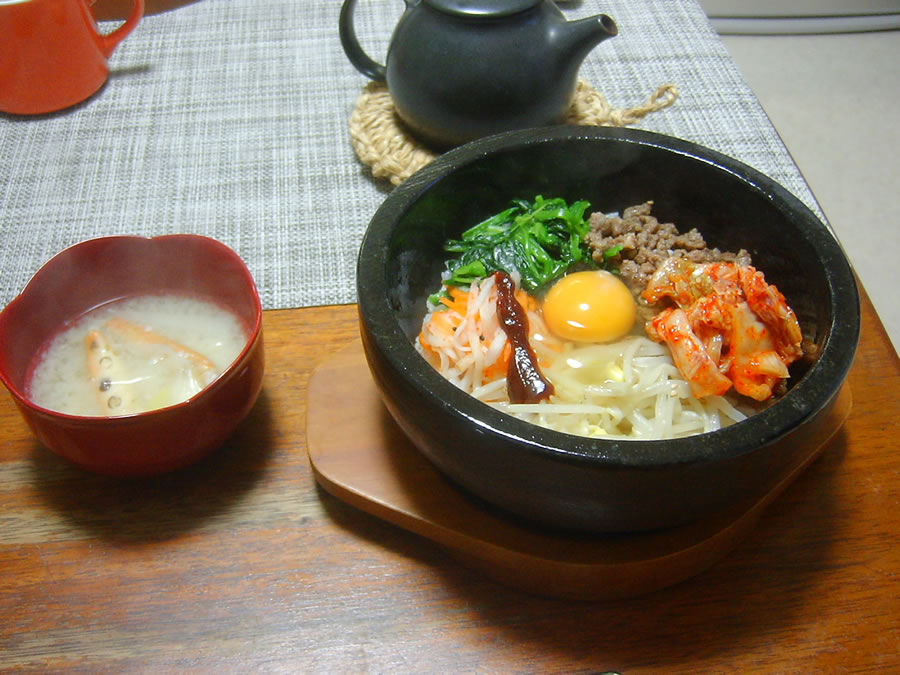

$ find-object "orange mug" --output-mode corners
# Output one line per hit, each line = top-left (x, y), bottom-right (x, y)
(0, 0), (144, 115)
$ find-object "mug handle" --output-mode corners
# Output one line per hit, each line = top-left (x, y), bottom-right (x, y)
(339, 0), (387, 82)
(98, 0), (145, 59)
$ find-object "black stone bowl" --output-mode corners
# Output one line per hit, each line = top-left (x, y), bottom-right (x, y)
(356, 126), (859, 532)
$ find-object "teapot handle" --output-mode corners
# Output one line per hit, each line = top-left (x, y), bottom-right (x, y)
(339, 0), (387, 81)
(97, 0), (145, 59)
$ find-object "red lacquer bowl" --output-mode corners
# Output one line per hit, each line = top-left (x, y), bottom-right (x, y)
(0, 235), (264, 476)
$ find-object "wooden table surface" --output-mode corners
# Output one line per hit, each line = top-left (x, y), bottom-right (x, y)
(6, 0), (892, 669)
(1, 284), (898, 672)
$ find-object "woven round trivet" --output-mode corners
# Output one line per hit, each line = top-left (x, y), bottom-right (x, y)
(349, 79), (679, 186)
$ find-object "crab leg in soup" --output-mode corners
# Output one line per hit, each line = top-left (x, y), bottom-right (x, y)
(85, 330), (135, 414)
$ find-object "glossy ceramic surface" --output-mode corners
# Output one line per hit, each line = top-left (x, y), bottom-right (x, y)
(356, 126), (860, 532)
(0, 235), (264, 476)
(339, 0), (616, 148)
(0, 0), (144, 115)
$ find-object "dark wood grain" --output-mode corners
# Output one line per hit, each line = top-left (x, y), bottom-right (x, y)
(1, 293), (898, 672)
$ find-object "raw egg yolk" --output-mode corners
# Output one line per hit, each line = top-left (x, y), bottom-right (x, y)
(542, 270), (636, 343)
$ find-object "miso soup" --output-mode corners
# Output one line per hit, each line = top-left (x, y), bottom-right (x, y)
(28, 294), (249, 416)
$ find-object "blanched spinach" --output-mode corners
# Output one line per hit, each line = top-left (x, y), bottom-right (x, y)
(443, 196), (594, 292)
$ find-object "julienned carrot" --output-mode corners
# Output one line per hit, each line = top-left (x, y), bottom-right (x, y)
(418, 332), (433, 352)
(483, 341), (512, 380)
(428, 308), (458, 336)
(421, 282), (511, 384)
(422, 286), (466, 344)
(419, 279), (559, 392)
(439, 286), (469, 315)
(515, 289), (538, 312)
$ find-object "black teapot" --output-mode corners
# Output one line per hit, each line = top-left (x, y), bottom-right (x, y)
(339, 0), (617, 148)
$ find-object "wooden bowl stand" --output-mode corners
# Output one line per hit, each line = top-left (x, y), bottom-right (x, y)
(306, 340), (851, 600)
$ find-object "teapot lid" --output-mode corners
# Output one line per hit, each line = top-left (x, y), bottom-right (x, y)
(422, 0), (541, 17)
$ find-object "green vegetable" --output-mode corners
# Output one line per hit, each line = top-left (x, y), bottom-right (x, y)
(602, 243), (625, 261)
(443, 196), (595, 292)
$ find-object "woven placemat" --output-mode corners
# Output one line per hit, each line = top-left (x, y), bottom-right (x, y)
(349, 79), (679, 186)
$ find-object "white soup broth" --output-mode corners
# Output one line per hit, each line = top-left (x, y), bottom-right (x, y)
(28, 294), (248, 416)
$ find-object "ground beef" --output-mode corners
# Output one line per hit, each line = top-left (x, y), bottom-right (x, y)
(586, 201), (752, 298)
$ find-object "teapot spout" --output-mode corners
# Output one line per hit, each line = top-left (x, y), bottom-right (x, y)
(556, 13), (618, 65)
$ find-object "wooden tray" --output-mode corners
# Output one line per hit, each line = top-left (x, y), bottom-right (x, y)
(306, 340), (852, 600)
